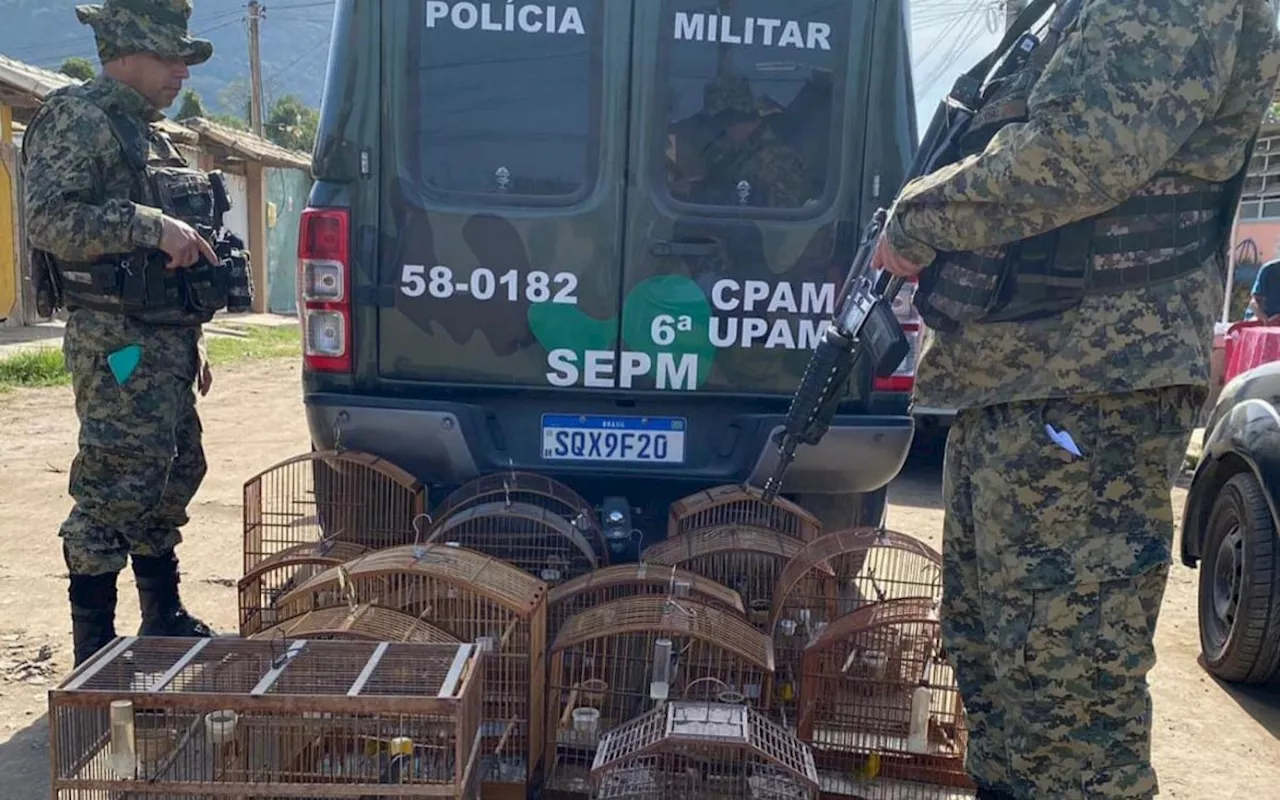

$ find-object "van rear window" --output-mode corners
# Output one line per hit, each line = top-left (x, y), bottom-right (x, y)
(407, 1), (603, 201)
(660, 0), (851, 211)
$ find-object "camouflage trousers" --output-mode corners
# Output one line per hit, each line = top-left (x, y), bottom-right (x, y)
(940, 386), (1200, 799)
(58, 310), (207, 577)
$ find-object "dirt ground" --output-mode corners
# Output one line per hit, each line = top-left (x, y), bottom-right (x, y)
(0, 354), (1275, 798)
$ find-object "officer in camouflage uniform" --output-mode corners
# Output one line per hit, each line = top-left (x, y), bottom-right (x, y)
(22, 0), (222, 667)
(871, 0), (1280, 797)
(669, 74), (808, 209)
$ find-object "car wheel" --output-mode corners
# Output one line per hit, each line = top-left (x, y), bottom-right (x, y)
(1198, 470), (1280, 684)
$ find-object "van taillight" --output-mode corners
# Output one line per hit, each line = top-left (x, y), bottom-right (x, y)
(298, 207), (351, 373)
(874, 276), (918, 394)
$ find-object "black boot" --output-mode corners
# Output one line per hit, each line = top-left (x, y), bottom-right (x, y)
(69, 573), (119, 668)
(131, 553), (216, 637)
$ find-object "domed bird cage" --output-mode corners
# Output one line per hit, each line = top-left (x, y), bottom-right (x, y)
(547, 564), (746, 642)
(424, 500), (601, 587)
(432, 470), (608, 557)
(589, 701), (819, 800)
(641, 526), (832, 630)
(766, 529), (944, 725)
(668, 484), (822, 542)
(250, 603), (461, 645)
(240, 450), (427, 632)
(543, 594), (776, 795)
(796, 598), (972, 798)
(271, 544), (549, 799)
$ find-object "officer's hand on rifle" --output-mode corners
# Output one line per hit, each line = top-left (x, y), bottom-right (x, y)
(159, 215), (218, 269)
(870, 229), (927, 279)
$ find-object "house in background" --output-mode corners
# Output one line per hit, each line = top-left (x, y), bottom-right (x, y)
(0, 52), (312, 326)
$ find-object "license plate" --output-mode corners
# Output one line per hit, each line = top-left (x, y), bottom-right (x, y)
(541, 414), (686, 464)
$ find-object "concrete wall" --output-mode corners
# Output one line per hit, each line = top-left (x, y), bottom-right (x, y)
(0, 139), (16, 323)
(264, 166), (311, 314)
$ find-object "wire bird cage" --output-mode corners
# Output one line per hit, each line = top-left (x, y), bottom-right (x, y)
(432, 471), (608, 558)
(48, 636), (484, 798)
(640, 526), (832, 629)
(251, 603), (462, 645)
(270, 544), (548, 797)
(588, 701), (819, 800)
(547, 564), (746, 642)
(766, 529), (944, 726)
(240, 450), (427, 634)
(543, 594), (776, 795)
(668, 484), (822, 542)
(426, 500), (601, 587)
(795, 598), (973, 799)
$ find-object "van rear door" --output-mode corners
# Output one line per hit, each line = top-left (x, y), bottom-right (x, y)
(600, 0), (877, 395)
(376, 0), (630, 387)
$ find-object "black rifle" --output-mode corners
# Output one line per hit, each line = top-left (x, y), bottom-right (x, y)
(755, 0), (1057, 504)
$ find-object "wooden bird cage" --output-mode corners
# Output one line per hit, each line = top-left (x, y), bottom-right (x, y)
(589, 701), (819, 799)
(433, 471), (608, 557)
(241, 450), (427, 618)
(250, 603), (462, 645)
(796, 598), (972, 798)
(237, 539), (370, 636)
(426, 500), (601, 587)
(766, 529), (944, 725)
(547, 564), (746, 642)
(641, 526), (832, 630)
(271, 545), (548, 797)
(48, 636), (484, 798)
(668, 484), (821, 542)
(543, 595), (776, 795)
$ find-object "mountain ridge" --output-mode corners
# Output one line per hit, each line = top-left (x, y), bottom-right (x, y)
(0, 0), (333, 116)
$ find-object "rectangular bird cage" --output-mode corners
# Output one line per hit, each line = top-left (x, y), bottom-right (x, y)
(589, 701), (819, 799)
(546, 564), (745, 643)
(667, 484), (821, 542)
(765, 529), (944, 729)
(641, 525), (828, 631)
(269, 544), (549, 798)
(240, 449), (428, 635)
(48, 636), (484, 798)
(543, 594), (776, 796)
(794, 599), (973, 799)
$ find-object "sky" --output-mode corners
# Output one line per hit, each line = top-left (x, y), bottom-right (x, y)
(906, 0), (1005, 134)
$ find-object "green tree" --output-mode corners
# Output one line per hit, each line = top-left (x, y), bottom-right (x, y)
(58, 57), (95, 82)
(174, 88), (206, 121)
(265, 94), (319, 153)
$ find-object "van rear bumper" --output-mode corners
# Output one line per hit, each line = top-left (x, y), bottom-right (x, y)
(304, 392), (913, 495)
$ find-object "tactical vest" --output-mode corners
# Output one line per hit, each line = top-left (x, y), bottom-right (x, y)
(912, 1), (1252, 333)
(25, 85), (250, 326)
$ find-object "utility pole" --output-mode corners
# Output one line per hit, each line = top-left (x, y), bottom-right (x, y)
(247, 0), (265, 136)
(1004, 0), (1025, 29)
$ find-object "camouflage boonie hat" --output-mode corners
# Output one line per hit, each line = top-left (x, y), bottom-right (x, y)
(704, 74), (759, 117)
(76, 0), (214, 66)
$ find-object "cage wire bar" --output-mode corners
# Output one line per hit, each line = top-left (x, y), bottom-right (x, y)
(546, 564), (746, 642)
(241, 450), (427, 634)
(543, 594), (776, 794)
(426, 500), (601, 587)
(589, 701), (819, 800)
(269, 544), (549, 797)
(668, 485), (822, 542)
(640, 526), (832, 628)
(251, 603), (463, 645)
(431, 471), (609, 558)
(795, 598), (973, 799)
(766, 529), (944, 727)
(48, 636), (485, 798)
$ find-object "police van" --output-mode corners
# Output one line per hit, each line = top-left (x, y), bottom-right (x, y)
(298, 0), (921, 536)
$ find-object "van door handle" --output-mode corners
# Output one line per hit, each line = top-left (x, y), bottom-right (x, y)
(650, 239), (720, 258)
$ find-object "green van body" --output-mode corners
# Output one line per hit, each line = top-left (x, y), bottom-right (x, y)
(300, 0), (920, 536)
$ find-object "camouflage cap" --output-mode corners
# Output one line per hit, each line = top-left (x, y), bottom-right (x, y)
(76, 0), (213, 66)
(703, 74), (759, 117)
